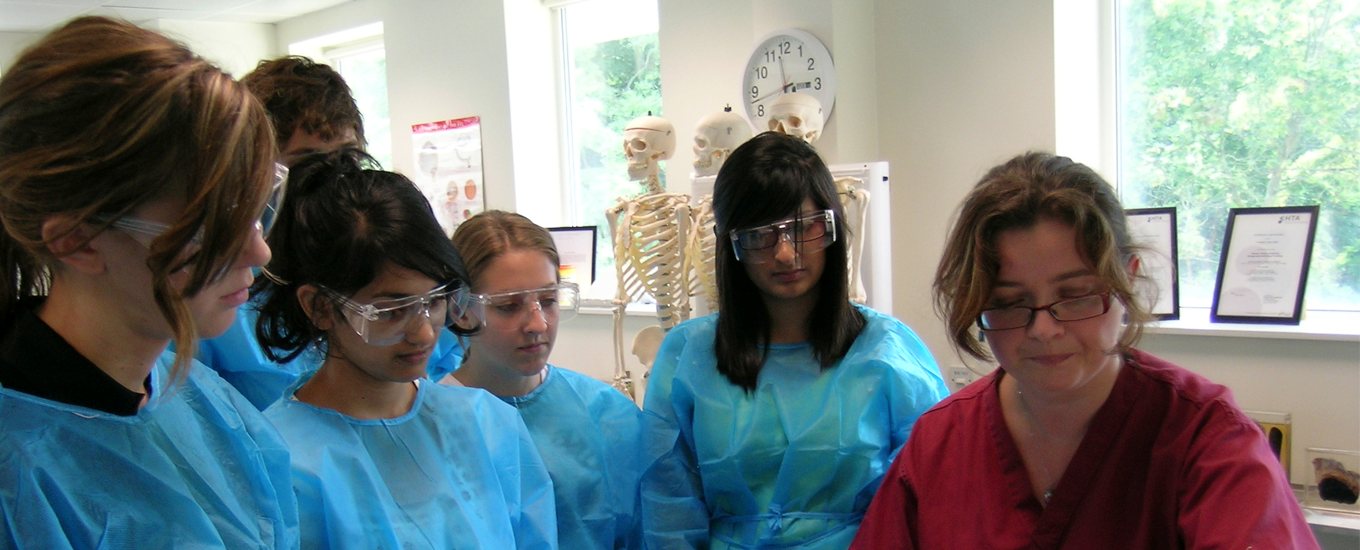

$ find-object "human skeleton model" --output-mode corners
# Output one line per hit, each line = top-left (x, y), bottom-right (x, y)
(688, 107), (753, 311)
(766, 93), (870, 303)
(607, 114), (691, 400)
(767, 92), (825, 144)
(692, 106), (754, 178)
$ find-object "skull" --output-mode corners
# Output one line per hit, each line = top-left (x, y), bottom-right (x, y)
(692, 107), (753, 178)
(767, 92), (824, 144)
(622, 114), (676, 181)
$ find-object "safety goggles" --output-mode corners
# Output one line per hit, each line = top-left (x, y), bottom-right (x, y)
(459, 282), (580, 331)
(258, 162), (290, 237)
(728, 209), (836, 264)
(101, 162), (290, 245)
(320, 282), (474, 346)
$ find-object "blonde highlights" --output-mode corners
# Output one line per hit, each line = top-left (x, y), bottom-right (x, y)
(0, 17), (275, 380)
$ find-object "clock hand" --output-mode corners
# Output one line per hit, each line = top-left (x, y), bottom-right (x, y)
(749, 82), (793, 104)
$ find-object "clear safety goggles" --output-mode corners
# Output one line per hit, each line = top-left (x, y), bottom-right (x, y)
(728, 209), (836, 264)
(320, 281), (474, 346)
(258, 162), (290, 237)
(102, 162), (290, 245)
(459, 282), (580, 331)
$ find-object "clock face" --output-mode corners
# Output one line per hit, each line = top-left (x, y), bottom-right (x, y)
(742, 29), (837, 131)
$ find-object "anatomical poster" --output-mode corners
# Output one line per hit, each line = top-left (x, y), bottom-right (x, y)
(411, 115), (484, 235)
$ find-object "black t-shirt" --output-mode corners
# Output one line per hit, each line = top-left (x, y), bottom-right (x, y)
(0, 299), (146, 416)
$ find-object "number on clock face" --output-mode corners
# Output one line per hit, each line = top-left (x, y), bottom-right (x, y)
(742, 29), (837, 130)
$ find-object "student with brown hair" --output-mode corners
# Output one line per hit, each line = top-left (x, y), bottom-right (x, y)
(0, 16), (296, 547)
(240, 55), (366, 164)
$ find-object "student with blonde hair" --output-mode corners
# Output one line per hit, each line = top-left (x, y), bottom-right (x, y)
(448, 210), (643, 548)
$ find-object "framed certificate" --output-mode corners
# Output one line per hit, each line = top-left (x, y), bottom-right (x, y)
(1125, 207), (1179, 320)
(547, 226), (597, 285)
(1211, 205), (1319, 324)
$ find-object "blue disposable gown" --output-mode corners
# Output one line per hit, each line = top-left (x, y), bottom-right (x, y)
(641, 305), (949, 548)
(196, 301), (463, 410)
(264, 377), (557, 549)
(0, 351), (299, 549)
(498, 366), (643, 549)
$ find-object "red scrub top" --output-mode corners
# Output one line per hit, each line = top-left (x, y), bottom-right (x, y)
(852, 348), (1318, 549)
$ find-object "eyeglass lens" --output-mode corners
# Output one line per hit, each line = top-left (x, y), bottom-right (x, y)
(978, 293), (1111, 331)
(731, 210), (834, 264)
(465, 285), (580, 330)
(343, 290), (460, 346)
(260, 163), (289, 236)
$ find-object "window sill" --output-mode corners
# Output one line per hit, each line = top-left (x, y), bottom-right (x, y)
(1295, 486), (1360, 535)
(579, 298), (662, 318)
(1146, 307), (1360, 343)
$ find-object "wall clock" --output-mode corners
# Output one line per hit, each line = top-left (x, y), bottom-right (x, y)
(742, 28), (837, 130)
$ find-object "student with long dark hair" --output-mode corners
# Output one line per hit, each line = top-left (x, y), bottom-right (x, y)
(254, 149), (556, 548)
(197, 55), (461, 410)
(640, 132), (949, 547)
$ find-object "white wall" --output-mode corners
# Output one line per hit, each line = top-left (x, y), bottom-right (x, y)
(148, 20), (276, 78)
(1142, 333), (1358, 483)
(872, 0), (1058, 369)
(0, 24), (272, 79)
(0, 31), (41, 74)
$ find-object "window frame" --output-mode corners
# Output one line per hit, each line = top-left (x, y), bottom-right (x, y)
(547, 0), (663, 309)
(287, 23), (390, 168)
(1055, 0), (1360, 340)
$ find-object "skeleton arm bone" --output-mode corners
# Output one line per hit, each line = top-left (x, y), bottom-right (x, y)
(836, 176), (871, 304)
(686, 195), (719, 313)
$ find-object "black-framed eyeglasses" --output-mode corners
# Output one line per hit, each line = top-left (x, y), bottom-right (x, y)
(728, 209), (836, 263)
(977, 292), (1113, 331)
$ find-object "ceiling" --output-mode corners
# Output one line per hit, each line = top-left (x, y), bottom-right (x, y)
(0, 0), (354, 33)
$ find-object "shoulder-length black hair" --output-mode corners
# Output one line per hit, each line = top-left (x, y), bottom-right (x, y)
(253, 148), (472, 362)
(711, 131), (864, 392)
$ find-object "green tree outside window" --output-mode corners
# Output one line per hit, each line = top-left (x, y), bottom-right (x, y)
(1119, 0), (1359, 311)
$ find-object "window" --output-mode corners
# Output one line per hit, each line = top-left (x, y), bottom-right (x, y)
(290, 23), (391, 168)
(1116, 0), (1360, 313)
(326, 39), (391, 168)
(552, 0), (662, 299)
